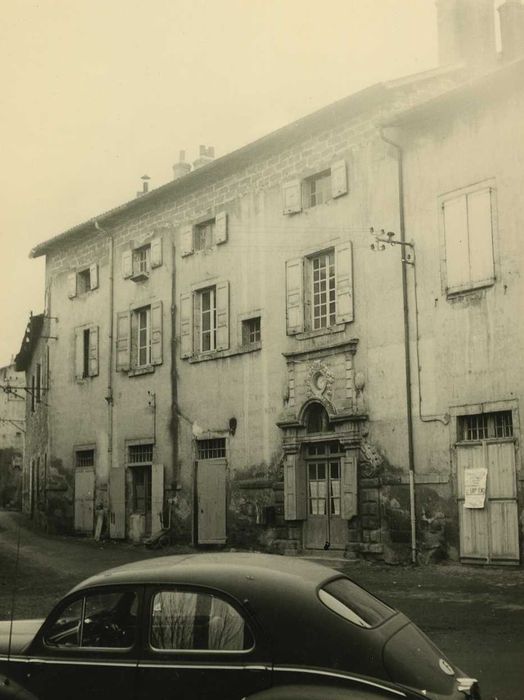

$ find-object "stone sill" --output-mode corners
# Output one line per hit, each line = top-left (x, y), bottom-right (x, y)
(128, 365), (156, 377)
(188, 342), (261, 363)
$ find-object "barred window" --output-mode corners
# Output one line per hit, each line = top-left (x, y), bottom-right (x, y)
(128, 443), (154, 464)
(458, 411), (513, 441)
(76, 449), (95, 467)
(197, 439), (226, 460)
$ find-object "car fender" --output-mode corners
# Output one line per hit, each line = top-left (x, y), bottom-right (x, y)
(0, 675), (39, 700)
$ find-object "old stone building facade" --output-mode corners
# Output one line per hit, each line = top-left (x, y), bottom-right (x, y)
(0, 362), (25, 507)
(21, 0), (524, 564)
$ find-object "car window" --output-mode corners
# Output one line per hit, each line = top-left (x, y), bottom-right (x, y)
(150, 590), (254, 652)
(319, 577), (395, 628)
(44, 589), (138, 649)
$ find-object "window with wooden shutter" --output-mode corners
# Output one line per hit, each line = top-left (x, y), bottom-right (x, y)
(89, 263), (99, 290)
(181, 225), (194, 257)
(335, 242), (354, 324)
(340, 453), (358, 519)
(282, 180), (302, 215)
(122, 250), (133, 279)
(285, 258), (304, 335)
(215, 211), (228, 245)
(215, 281), (230, 351)
(150, 301), (163, 365)
(88, 325), (99, 377)
(150, 237), (163, 268)
(331, 159), (348, 198)
(116, 311), (131, 371)
(284, 453), (307, 520)
(179, 293), (193, 358)
(68, 272), (77, 299)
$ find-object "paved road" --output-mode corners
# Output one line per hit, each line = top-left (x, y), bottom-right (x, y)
(1, 510), (523, 699)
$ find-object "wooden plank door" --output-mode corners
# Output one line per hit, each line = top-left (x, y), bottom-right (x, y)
(197, 459), (226, 544)
(74, 467), (95, 533)
(151, 463), (164, 532)
(109, 467), (126, 539)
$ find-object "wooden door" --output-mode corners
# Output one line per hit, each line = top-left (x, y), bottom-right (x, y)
(109, 468), (126, 539)
(457, 441), (519, 564)
(151, 463), (164, 532)
(305, 457), (346, 550)
(197, 459), (226, 544)
(74, 467), (95, 533)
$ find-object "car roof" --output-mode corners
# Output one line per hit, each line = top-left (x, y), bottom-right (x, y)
(71, 553), (339, 596)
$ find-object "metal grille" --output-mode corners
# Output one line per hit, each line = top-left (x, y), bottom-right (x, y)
(311, 250), (336, 329)
(197, 438), (226, 460)
(128, 443), (153, 464)
(76, 449), (95, 467)
(459, 411), (513, 441)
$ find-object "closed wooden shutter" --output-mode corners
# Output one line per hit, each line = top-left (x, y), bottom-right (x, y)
(467, 188), (494, 285)
(181, 225), (194, 257)
(151, 463), (164, 531)
(150, 237), (163, 268)
(116, 311), (131, 371)
(122, 250), (133, 279)
(88, 325), (99, 377)
(284, 453), (306, 520)
(340, 453), (358, 519)
(286, 258), (304, 334)
(68, 272), (77, 299)
(150, 301), (163, 365)
(74, 329), (84, 380)
(179, 293), (193, 358)
(282, 180), (302, 214)
(215, 211), (228, 245)
(335, 242), (354, 324)
(216, 281), (230, 351)
(443, 195), (468, 291)
(331, 159), (348, 198)
(89, 263), (99, 290)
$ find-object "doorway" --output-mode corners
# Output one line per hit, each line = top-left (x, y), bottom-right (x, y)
(304, 442), (346, 549)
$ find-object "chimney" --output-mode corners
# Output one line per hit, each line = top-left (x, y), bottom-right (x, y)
(136, 174), (151, 198)
(498, 0), (524, 61)
(172, 150), (192, 180)
(436, 0), (496, 67)
(193, 145), (215, 170)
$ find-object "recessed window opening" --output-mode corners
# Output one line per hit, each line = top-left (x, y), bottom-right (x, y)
(136, 307), (151, 367)
(36, 363), (41, 403)
(305, 403), (331, 433)
(197, 438), (226, 460)
(82, 329), (90, 378)
(242, 317), (261, 345)
(200, 287), (217, 352)
(77, 268), (91, 294)
(76, 449), (95, 467)
(310, 250), (336, 329)
(128, 443), (154, 464)
(305, 170), (331, 208)
(458, 411), (513, 441)
(134, 246), (150, 275)
(194, 220), (215, 251)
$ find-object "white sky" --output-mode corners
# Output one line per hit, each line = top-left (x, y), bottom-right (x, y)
(0, 0), (444, 367)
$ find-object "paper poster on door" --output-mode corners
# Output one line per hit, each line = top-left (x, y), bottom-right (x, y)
(464, 467), (488, 509)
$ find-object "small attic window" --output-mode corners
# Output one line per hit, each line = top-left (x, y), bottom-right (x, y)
(304, 170), (331, 208)
(77, 268), (91, 294)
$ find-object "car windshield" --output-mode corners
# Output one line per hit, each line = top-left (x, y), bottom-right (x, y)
(319, 577), (395, 628)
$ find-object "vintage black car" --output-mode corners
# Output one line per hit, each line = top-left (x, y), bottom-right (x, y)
(0, 553), (480, 700)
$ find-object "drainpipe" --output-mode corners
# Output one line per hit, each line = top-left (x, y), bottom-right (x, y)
(94, 222), (114, 478)
(380, 128), (417, 565)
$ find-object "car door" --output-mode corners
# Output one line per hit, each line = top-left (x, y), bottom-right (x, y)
(21, 585), (142, 700)
(136, 585), (272, 700)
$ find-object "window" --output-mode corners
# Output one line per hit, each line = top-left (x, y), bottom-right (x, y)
(75, 449), (95, 467)
(36, 363), (41, 403)
(242, 317), (261, 345)
(441, 185), (495, 294)
(74, 326), (99, 380)
(199, 287), (216, 353)
(128, 444), (153, 513)
(194, 219), (215, 251)
(304, 170), (331, 208)
(282, 159), (348, 214)
(319, 577), (394, 629)
(305, 403), (331, 433)
(150, 590), (253, 652)
(129, 443), (154, 464)
(133, 245), (150, 277)
(68, 265), (98, 298)
(31, 375), (35, 413)
(197, 438), (226, 460)
(458, 411), (513, 442)
(122, 238), (163, 280)
(44, 590), (138, 649)
(133, 306), (151, 367)
(286, 243), (353, 336)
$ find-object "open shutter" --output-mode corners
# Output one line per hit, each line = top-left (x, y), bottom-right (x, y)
(179, 293), (193, 358)
(341, 453), (358, 519)
(331, 159), (348, 198)
(89, 263), (99, 290)
(150, 237), (163, 268)
(335, 242), (354, 324)
(284, 453), (306, 520)
(116, 311), (131, 371)
(282, 180), (302, 214)
(181, 225), (193, 257)
(151, 463), (164, 531)
(88, 326), (99, 377)
(216, 281), (230, 351)
(215, 211), (228, 245)
(68, 272), (77, 299)
(109, 468), (126, 539)
(150, 301), (163, 365)
(74, 329), (84, 380)
(122, 250), (133, 279)
(286, 258), (304, 334)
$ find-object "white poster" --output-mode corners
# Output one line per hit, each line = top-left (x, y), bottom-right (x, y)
(464, 467), (488, 509)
